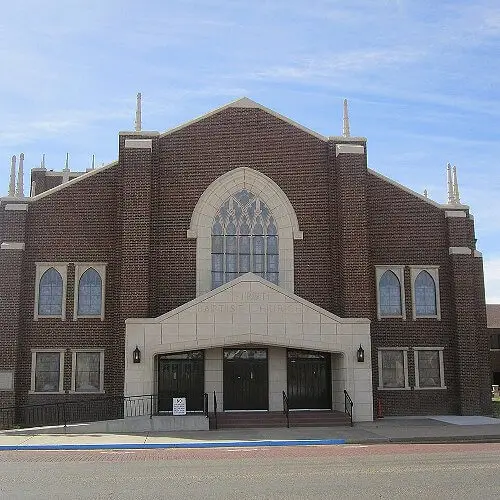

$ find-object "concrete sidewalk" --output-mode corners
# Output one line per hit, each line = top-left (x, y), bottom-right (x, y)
(1, 416), (500, 450)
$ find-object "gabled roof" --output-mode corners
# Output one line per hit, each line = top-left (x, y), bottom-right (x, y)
(367, 168), (469, 211)
(159, 96), (329, 141)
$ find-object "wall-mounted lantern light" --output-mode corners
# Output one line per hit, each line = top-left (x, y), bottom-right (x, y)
(133, 346), (141, 364)
(357, 344), (365, 363)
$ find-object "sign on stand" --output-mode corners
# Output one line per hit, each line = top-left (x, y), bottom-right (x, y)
(172, 397), (187, 416)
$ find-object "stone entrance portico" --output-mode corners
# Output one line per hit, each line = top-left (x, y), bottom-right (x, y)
(125, 274), (373, 423)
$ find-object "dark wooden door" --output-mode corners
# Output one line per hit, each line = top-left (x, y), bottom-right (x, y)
(287, 350), (331, 409)
(157, 351), (204, 412)
(223, 349), (268, 410)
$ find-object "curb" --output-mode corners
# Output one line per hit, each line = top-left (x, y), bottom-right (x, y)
(347, 436), (500, 445)
(0, 438), (346, 451)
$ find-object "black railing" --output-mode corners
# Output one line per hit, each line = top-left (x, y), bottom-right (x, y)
(344, 390), (353, 427)
(203, 393), (209, 418)
(213, 391), (218, 430)
(0, 393), (205, 431)
(282, 391), (289, 428)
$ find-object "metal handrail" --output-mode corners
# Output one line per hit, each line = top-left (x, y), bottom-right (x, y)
(213, 391), (218, 430)
(282, 391), (289, 428)
(344, 389), (353, 427)
(0, 393), (206, 431)
(203, 393), (209, 418)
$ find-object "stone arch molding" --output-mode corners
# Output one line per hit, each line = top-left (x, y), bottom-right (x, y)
(188, 167), (303, 296)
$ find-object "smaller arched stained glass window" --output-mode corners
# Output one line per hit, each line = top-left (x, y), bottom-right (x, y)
(38, 268), (63, 316)
(414, 271), (437, 316)
(379, 270), (402, 316)
(78, 268), (102, 316)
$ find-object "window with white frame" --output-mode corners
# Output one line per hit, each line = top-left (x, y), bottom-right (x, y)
(414, 348), (446, 389)
(34, 263), (68, 320)
(410, 267), (441, 320)
(378, 348), (409, 390)
(73, 264), (106, 320)
(375, 266), (406, 319)
(30, 350), (65, 393)
(211, 189), (279, 289)
(71, 350), (104, 393)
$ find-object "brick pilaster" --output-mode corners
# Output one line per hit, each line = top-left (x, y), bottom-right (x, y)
(0, 200), (28, 409)
(446, 209), (491, 415)
(332, 141), (371, 318)
(118, 133), (159, 320)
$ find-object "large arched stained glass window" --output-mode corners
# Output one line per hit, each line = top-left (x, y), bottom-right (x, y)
(77, 268), (102, 316)
(38, 268), (63, 316)
(414, 270), (437, 316)
(212, 189), (278, 289)
(379, 270), (402, 316)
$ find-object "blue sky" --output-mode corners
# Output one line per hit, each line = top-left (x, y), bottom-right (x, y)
(1, 0), (499, 301)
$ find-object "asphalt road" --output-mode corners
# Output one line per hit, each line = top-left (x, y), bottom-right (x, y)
(0, 443), (499, 499)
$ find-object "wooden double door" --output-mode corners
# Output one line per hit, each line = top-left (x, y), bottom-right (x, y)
(157, 351), (204, 412)
(223, 349), (268, 410)
(287, 349), (332, 409)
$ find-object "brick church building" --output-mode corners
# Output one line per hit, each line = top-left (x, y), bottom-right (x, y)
(0, 97), (492, 427)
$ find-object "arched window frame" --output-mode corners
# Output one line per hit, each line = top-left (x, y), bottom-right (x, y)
(375, 266), (406, 320)
(34, 263), (69, 321)
(211, 190), (279, 288)
(73, 263), (107, 321)
(410, 266), (441, 320)
(188, 167), (302, 296)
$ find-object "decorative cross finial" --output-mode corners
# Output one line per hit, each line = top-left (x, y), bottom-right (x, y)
(452, 165), (461, 204)
(16, 153), (25, 197)
(135, 92), (142, 132)
(342, 98), (350, 138)
(8, 155), (16, 196)
(423, 189), (428, 198)
(447, 163), (455, 204)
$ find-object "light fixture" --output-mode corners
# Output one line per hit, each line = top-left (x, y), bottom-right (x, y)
(133, 346), (141, 364)
(357, 344), (365, 363)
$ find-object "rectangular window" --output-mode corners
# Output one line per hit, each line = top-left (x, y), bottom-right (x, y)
(414, 348), (446, 389)
(31, 350), (65, 393)
(378, 348), (409, 390)
(71, 350), (104, 393)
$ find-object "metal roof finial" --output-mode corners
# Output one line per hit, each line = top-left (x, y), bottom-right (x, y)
(447, 163), (455, 204)
(342, 99), (350, 138)
(452, 165), (461, 205)
(16, 153), (25, 197)
(8, 155), (17, 196)
(135, 92), (142, 132)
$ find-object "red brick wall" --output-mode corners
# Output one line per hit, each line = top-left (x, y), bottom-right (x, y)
(367, 172), (459, 415)
(0, 105), (491, 418)
(16, 166), (123, 404)
(151, 108), (333, 314)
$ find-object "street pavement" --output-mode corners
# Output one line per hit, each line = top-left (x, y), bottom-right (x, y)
(1, 415), (500, 450)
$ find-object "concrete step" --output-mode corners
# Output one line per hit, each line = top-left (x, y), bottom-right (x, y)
(210, 410), (351, 429)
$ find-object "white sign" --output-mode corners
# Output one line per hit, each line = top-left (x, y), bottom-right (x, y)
(172, 397), (187, 416)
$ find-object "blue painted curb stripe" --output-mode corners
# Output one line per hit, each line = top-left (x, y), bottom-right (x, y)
(0, 438), (345, 451)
